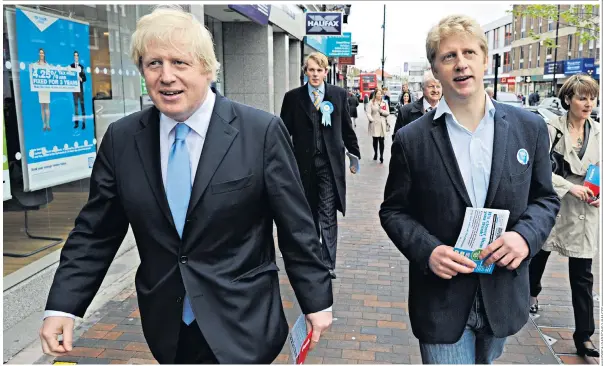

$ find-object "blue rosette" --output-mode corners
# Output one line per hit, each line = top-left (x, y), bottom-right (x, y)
(319, 101), (334, 127)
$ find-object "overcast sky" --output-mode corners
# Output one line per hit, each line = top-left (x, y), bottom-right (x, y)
(343, 2), (513, 73)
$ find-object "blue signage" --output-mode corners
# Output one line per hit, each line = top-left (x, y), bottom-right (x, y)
(15, 8), (96, 191)
(228, 5), (271, 25)
(305, 12), (342, 35)
(305, 34), (327, 54)
(544, 60), (564, 75)
(325, 32), (352, 57)
(564, 57), (595, 75)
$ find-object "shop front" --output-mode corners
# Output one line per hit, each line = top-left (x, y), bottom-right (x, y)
(2, 4), (189, 275)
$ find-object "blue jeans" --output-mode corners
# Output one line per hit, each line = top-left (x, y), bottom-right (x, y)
(420, 289), (506, 364)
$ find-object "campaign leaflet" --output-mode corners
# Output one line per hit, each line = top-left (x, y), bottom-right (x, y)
(584, 164), (600, 201)
(288, 314), (313, 364)
(453, 208), (510, 274)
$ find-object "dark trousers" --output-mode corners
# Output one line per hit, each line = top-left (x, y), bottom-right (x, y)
(174, 321), (218, 364)
(73, 91), (85, 118)
(312, 153), (338, 269)
(372, 137), (384, 158)
(529, 250), (595, 342)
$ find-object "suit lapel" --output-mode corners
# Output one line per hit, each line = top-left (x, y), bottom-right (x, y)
(430, 115), (472, 207)
(134, 107), (176, 230)
(186, 93), (238, 217)
(299, 83), (319, 123)
(484, 105), (509, 207)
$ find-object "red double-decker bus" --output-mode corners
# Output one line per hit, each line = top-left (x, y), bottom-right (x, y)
(359, 72), (378, 102)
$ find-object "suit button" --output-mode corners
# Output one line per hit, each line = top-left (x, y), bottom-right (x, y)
(176, 297), (183, 303)
(579, 215), (585, 220)
(180, 256), (188, 264)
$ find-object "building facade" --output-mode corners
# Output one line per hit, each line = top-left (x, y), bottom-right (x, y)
(482, 14), (514, 92)
(510, 4), (600, 98)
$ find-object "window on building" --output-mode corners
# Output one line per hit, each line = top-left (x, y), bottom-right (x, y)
(504, 24), (512, 46)
(568, 34), (573, 56)
(528, 45), (532, 68)
(548, 18), (554, 32)
(503, 51), (511, 72)
(539, 18), (543, 33)
(537, 42), (541, 67)
(519, 47), (524, 69)
(493, 28), (499, 47)
(521, 16), (526, 38)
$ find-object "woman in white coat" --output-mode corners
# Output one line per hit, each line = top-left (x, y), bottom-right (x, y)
(366, 89), (389, 163)
(528, 74), (600, 358)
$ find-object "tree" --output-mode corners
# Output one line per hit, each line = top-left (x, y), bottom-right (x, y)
(510, 5), (599, 48)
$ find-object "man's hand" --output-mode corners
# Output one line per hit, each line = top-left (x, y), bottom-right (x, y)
(589, 198), (600, 208)
(479, 231), (529, 270)
(350, 165), (357, 174)
(40, 316), (75, 357)
(428, 245), (476, 279)
(305, 311), (332, 351)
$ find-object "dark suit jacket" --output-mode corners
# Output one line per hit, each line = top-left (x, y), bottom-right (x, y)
(380, 101), (560, 343)
(393, 97), (428, 139)
(70, 63), (86, 91)
(45, 90), (332, 363)
(280, 83), (360, 215)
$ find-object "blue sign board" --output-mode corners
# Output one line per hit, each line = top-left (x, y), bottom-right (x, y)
(15, 8), (96, 191)
(228, 5), (271, 25)
(544, 60), (564, 75)
(324, 32), (352, 57)
(305, 34), (327, 54)
(564, 57), (595, 75)
(305, 12), (342, 35)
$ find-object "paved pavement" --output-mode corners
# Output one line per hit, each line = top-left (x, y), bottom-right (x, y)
(39, 110), (599, 364)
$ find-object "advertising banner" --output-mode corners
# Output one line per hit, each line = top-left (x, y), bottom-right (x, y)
(14, 8), (95, 191)
(564, 57), (595, 76)
(3, 118), (11, 201)
(325, 32), (352, 57)
(305, 12), (343, 36)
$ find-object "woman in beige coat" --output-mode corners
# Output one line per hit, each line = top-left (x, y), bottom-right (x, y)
(528, 74), (600, 358)
(366, 89), (390, 163)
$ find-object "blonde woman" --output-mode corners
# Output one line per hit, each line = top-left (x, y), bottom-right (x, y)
(366, 88), (389, 163)
(35, 48), (51, 131)
(528, 74), (600, 358)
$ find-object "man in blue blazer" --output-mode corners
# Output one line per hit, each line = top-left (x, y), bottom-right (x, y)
(380, 15), (560, 364)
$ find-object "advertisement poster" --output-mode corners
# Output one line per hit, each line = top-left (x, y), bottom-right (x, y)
(3, 118), (11, 201)
(15, 8), (96, 191)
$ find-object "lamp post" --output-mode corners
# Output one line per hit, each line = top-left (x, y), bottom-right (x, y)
(551, 4), (560, 97)
(381, 4), (386, 89)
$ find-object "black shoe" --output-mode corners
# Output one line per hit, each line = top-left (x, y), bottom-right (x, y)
(529, 299), (539, 314)
(380, 157), (384, 164)
(82, 121), (86, 130)
(74, 121), (79, 128)
(576, 340), (599, 357)
(328, 269), (337, 279)
(373, 154), (377, 161)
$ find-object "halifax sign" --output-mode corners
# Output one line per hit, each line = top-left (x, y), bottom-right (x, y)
(305, 12), (342, 36)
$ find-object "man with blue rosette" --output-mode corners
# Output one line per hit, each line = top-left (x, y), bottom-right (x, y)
(280, 52), (361, 279)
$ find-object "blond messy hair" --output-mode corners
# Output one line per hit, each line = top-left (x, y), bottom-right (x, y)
(426, 15), (488, 72)
(558, 74), (599, 110)
(130, 5), (218, 80)
(304, 52), (329, 71)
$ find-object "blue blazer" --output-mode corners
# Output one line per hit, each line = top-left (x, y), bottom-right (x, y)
(380, 101), (560, 343)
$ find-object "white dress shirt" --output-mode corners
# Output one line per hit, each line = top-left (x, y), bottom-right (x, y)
(423, 97), (439, 113)
(433, 92), (496, 208)
(44, 87), (330, 320)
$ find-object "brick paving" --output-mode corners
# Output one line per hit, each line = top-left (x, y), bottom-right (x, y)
(40, 111), (599, 364)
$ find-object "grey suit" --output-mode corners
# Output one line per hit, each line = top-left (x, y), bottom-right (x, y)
(380, 101), (560, 344)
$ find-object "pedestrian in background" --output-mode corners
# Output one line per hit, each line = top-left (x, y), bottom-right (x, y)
(380, 14), (560, 364)
(280, 52), (361, 280)
(366, 88), (389, 163)
(393, 71), (441, 139)
(528, 74), (600, 358)
(348, 91), (359, 128)
(39, 6), (333, 364)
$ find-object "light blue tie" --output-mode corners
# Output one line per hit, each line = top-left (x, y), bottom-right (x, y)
(166, 123), (195, 325)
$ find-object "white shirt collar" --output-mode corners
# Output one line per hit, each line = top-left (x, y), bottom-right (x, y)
(433, 91), (496, 122)
(423, 98), (438, 112)
(160, 87), (215, 139)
